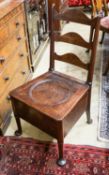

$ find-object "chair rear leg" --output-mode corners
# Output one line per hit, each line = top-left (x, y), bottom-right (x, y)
(100, 31), (105, 44)
(86, 27), (94, 53)
(86, 107), (93, 124)
(57, 122), (66, 166)
(14, 115), (22, 136)
(86, 90), (93, 124)
(103, 59), (109, 76)
(0, 129), (3, 136)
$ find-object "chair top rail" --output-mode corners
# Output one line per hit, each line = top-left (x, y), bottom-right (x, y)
(53, 8), (99, 27)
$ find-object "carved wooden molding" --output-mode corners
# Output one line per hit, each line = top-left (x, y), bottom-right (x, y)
(0, 4), (23, 28)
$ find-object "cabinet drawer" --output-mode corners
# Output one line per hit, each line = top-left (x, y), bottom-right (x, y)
(9, 63), (30, 94)
(0, 62), (30, 121)
(0, 5), (24, 49)
(0, 25), (9, 46)
(0, 52), (21, 96)
(10, 57), (31, 94)
(0, 71), (30, 114)
(9, 12), (25, 36)
(17, 38), (30, 70)
(0, 36), (20, 71)
(0, 27), (26, 72)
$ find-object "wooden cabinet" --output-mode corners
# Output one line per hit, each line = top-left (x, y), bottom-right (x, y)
(0, 0), (32, 135)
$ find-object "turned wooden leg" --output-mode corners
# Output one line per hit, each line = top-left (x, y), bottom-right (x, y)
(100, 31), (105, 44)
(57, 122), (66, 166)
(57, 140), (66, 166)
(14, 116), (22, 136)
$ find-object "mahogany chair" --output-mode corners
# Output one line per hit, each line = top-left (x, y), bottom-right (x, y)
(91, 0), (108, 44)
(90, 0), (109, 75)
(10, 6), (100, 166)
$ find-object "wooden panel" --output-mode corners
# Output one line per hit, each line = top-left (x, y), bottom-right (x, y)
(0, 10), (25, 47)
(0, 40), (30, 97)
(0, 4), (24, 47)
(0, 25), (9, 46)
(0, 21), (27, 71)
(0, 59), (30, 121)
(0, 32), (25, 72)
(0, 51), (21, 97)
(13, 60), (30, 85)
(8, 12), (24, 37)
(0, 2), (24, 23)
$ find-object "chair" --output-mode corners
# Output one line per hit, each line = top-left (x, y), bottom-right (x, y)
(10, 6), (100, 166)
(90, 0), (109, 75)
(91, 0), (108, 44)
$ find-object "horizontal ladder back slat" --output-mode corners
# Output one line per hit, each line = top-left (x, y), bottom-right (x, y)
(54, 33), (92, 49)
(53, 53), (89, 70)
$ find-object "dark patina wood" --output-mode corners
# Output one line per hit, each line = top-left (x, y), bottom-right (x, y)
(48, 0), (67, 31)
(10, 6), (100, 166)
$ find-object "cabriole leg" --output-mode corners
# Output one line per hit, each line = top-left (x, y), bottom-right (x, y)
(56, 122), (66, 166)
(14, 116), (22, 136)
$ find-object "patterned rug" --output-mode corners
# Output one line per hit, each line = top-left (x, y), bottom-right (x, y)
(68, 0), (91, 6)
(98, 34), (109, 142)
(0, 137), (109, 175)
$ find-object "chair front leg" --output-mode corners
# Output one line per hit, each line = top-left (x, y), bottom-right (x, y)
(56, 122), (66, 166)
(14, 115), (22, 136)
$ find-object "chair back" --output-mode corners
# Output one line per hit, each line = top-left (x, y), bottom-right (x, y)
(91, 0), (108, 17)
(49, 5), (100, 84)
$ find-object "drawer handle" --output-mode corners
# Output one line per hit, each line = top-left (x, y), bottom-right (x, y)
(4, 76), (10, 81)
(6, 95), (11, 101)
(17, 36), (22, 41)
(0, 57), (5, 64)
(21, 71), (26, 75)
(15, 22), (20, 27)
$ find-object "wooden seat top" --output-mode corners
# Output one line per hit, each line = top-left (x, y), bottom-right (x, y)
(10, 71), (89, 121)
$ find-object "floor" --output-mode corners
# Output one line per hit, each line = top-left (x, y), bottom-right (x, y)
(5, 19), (109, 149)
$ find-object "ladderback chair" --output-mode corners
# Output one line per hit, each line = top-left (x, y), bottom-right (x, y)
(91, 0), (108, 44)
(10, 6), (100, 166)
(90, 0), (109, 74)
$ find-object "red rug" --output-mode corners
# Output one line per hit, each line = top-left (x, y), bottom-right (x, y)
(68, 0), (91, 6)
(0, 137), (109, 175)
(68, 0), (109, 6)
